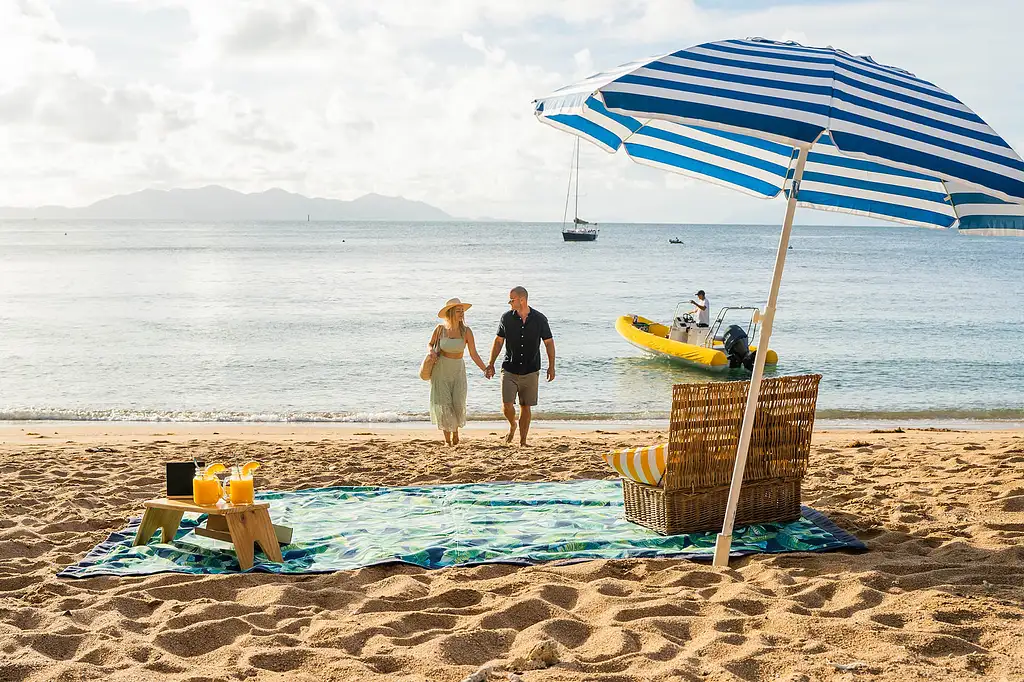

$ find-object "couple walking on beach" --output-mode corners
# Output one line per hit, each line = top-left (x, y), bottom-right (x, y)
(427, 286), (555, 447)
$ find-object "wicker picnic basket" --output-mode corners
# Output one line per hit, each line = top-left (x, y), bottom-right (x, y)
(622, 373), (821, 535)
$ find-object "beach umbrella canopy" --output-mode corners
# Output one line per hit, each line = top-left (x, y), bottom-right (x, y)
(534, 38), (1024, 566)
(539, 97), (1024, 235)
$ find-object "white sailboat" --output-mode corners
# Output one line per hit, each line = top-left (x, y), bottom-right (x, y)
(562, 138), (598, 242)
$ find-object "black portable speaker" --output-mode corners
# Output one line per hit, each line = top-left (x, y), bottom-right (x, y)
(166, 461), (203, 498)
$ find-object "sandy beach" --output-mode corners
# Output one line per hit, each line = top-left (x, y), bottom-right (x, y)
(1, 423), (1023, 681)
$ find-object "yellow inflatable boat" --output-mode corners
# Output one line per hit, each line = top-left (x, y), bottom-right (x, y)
(616, 306), (778, 372)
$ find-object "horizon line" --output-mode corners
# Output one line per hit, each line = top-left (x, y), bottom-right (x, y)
(0, 217), (922, 228)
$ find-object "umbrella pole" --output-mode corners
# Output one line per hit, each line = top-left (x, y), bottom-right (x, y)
(712, 143), (811, 568)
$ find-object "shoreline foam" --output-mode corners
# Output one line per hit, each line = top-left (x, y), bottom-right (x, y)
(1, 406), (1021, 424)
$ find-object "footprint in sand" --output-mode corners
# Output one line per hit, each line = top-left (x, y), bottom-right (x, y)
(433, 629), (515, 666)
(870, 612), (908, 628)
(539, 618), (591, 649)
(997, 490), (1024, 512)
(245, 648), (316, 674)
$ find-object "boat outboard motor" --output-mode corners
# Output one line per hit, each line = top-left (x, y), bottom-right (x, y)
(721, 324), (757, 370)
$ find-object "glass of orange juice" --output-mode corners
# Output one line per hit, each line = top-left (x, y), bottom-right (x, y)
(229, 474), (254, 505)
(192, 464), (224, 506)
(228, 462), (260, 505)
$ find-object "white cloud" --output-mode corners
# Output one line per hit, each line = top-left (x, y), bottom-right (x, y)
(0, 0), (95, 88)
(572, 48), (593, 80)
(0, 0), (1022, 221)
(176, 0), (339, 68)
(462, 32), (507, 64)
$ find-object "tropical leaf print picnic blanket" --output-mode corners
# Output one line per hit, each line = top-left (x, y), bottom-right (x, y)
(60, 479), (863, 577)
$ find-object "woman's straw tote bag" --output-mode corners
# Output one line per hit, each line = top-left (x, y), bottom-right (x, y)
(419, 326), (441, 380)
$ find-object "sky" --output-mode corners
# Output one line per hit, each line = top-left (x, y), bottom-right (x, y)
(1, 0), (1022, 223)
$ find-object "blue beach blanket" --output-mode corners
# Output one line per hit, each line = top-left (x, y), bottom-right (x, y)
(59, 480), (863, 577)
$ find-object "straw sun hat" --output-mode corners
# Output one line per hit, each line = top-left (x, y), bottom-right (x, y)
(437, 297), (472, 318)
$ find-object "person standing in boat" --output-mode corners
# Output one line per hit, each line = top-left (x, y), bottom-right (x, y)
(427, 298), (488, 447)
(690, 290), (711, 327)
(484, 286), (556, 447)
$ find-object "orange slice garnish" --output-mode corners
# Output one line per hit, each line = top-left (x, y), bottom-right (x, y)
(240, 461), (261, 477)
(204, 463), (227, 479)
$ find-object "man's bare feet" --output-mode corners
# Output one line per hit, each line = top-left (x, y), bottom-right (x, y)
(504, 423), (517, 444)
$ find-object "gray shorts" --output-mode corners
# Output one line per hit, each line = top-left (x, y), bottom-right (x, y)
(501, 370), (540, 406)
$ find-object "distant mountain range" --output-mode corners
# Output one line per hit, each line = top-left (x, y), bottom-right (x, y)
(0, 185), (453, 221)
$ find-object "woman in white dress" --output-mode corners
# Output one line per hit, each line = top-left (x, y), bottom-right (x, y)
(428, 298), (487, 446)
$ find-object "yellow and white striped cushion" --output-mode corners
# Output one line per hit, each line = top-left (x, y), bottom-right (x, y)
(601, 443), (667, 486)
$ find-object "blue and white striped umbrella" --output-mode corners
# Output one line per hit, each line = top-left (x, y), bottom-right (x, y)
(535, 39), (1024, 236)
(533, 38), (1024, 566)
(944, 181), (1024, 236)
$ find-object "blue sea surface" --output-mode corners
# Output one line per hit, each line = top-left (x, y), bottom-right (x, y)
(0, 220), (1021, 423)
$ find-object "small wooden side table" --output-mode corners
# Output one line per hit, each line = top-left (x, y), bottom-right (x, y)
(133, 498), (284, 570)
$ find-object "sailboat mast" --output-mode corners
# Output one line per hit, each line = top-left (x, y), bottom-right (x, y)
(574, 138), (579, 220)
(561, 140), (575, 229)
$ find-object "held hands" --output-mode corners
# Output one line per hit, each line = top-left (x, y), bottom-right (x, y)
(481, 363), (551, 380)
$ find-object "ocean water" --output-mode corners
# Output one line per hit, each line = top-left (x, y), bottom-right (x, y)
(0, 220), (1021, 424)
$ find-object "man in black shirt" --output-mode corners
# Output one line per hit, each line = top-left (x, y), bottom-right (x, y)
(485, 286), (555, 446)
